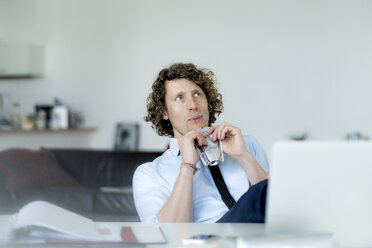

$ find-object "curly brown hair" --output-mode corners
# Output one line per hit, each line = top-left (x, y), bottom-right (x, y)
(145, 63), (223, 137)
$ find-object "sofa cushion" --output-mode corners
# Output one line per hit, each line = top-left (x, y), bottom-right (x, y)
(0, 148), (79, 188)
(0, 188), (16, 214)
(95, 189), (137, 215)
(10, 186), (94, 214)
(8, 186), (140, 221)
(50, 149), (163, 187)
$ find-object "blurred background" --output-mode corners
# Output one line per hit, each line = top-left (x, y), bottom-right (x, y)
(0, 0), (371, 157)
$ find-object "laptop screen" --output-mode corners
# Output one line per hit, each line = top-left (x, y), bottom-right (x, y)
(266, 141), (372, 247)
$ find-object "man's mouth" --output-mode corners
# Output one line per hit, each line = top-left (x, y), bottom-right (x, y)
(188, 115), (202, 122)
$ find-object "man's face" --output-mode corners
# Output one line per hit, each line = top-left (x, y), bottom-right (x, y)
(163, 78), (209, 138)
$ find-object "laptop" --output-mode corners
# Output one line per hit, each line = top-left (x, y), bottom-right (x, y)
(266, 141), (372, 247)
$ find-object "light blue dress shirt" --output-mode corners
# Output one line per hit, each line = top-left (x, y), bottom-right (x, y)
(133, 135), (270, 223)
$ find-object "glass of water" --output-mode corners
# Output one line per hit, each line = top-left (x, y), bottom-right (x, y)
(195, 127), (224, 166)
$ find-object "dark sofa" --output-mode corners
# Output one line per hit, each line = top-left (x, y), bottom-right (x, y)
(0, 148), (162, 222)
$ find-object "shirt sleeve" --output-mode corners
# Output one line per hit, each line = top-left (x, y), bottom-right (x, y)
(132, 162), (171, 223)
(244, 135), (270, 173)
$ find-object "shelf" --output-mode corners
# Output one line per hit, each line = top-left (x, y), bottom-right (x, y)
(0, 127), (98, 134)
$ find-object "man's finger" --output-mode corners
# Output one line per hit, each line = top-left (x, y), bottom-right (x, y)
(194, 135), (207, 147)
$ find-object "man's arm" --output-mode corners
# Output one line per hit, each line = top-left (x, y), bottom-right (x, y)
(234, 149), (269, 185)
(157, 130), (208, 222)
(157, 166), (194, 222)
(209, 123), (268, 185)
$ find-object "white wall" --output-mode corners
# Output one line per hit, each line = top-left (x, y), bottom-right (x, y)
(0, 0), (371, 155)
(0, 2), (7, 37)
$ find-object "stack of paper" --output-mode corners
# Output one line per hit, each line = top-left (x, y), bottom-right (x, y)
(7, 201), (166, 245)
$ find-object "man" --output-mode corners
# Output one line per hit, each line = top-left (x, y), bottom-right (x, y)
(133, 63), (269, 223)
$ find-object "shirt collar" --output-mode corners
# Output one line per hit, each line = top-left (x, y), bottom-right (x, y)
(169, 137), (181, 157)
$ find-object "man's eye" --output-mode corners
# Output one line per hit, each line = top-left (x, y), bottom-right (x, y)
(176, 96), (183, 101)
(194, 92), (201, 97)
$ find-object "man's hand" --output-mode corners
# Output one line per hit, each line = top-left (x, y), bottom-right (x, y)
(208, 122), (248, 159)
(209, 122), (269, 185)
(178, 130), (208, 165)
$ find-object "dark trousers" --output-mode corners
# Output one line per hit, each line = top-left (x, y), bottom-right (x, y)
(217, 179), (268, 223)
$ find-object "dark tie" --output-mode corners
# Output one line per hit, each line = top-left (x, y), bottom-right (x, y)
(208, 165), (236, 209)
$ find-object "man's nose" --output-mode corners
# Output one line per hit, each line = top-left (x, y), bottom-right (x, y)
(187, 98), (197, 111)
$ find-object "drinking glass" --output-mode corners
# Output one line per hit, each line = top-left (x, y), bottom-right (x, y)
(195, 127), (224, 166)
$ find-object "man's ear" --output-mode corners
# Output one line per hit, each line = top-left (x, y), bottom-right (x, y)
(162, 110), (169, 120)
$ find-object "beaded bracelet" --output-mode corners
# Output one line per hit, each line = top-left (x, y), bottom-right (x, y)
(181, 162), (199, 174)
(181, 164), (196, 174)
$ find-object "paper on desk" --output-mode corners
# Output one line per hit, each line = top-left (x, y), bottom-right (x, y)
(12, 201), (110, 241)
(9, 201), (166, 244)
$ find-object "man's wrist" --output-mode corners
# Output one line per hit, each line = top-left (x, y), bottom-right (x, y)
(181, 164), (196, 174)
(235, 149), (255, 165)
(181, 162), (199, 174)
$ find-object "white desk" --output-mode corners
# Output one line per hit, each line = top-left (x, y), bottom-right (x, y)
(118, 223), (333, 248)
(0, 215), (337, 247)
(126, 222), (265, 247)
(1, 215), (265, 248)
(1, 215), (336, 248)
